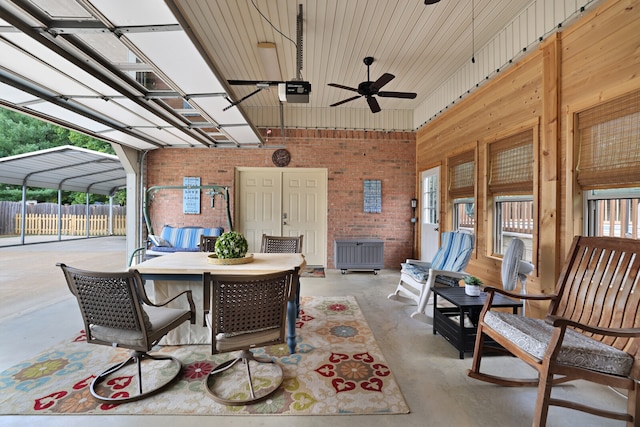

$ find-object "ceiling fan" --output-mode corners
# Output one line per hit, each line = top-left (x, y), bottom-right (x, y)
(328, 56), (417, 113)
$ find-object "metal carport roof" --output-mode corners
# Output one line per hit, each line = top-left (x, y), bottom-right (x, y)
(0, 145), (126, 196)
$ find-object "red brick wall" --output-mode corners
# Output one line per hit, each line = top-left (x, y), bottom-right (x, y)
(145, 128), (416, 269)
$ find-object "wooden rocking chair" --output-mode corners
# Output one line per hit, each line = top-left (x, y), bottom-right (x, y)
(467, 236), (640, 426)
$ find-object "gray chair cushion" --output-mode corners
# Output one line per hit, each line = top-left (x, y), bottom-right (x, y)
(484, 311), (634, 377)
(215, 328), (281, 352)
(91, 305), (190, 348)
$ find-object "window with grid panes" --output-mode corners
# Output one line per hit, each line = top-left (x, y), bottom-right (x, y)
(577, 90), (640, 239)
(488, 129), (534, 260)
(449, 150), (475, 233)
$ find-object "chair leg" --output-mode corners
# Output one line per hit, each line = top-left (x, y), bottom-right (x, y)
(416, 285), (431, 313)
(205, 350), (284, 406)
(388, 279), (420, 305)
(532, 363), (554, 427)
(91, 351), (182, 403)
(244, 355), (256, 399)
(468, 323), (486, 376)
(387, 277), (405, 301)
(628, 384), (639, 427)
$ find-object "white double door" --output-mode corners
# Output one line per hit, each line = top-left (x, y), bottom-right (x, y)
(236, 167), (327, 266)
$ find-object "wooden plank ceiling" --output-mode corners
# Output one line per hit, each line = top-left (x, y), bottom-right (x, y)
(169, 0), (533, 125)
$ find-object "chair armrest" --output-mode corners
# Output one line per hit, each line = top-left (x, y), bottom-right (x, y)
(483, 286), (556, 301)
(128, 247), (146, 267)
(405, 259), (432, 269)
(477, 287), (556, 322)
(547, 315), (640, 338)
(542, 314), (640, 362)
(145, 289), (196, 325)
(424, 269), (467, 289)
(429, 269), (467, 280)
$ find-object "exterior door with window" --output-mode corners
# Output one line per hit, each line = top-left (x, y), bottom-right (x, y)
(420, 167), (440, 261)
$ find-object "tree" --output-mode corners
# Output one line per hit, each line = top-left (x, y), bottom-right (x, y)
(0, 109), (125, 204)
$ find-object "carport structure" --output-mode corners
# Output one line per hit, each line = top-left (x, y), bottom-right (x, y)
(0, 145), (126, 244)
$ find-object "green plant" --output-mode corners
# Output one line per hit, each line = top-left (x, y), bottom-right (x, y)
(214, 231), (248, 259)
(464, 275), (483, 287)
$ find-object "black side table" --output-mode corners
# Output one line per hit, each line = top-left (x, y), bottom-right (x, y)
(432, 286), (522, 359)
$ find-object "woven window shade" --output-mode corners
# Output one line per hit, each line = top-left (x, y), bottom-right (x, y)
(576, 90), (640, 189)
(488, 129), (534, 194)
(449, 151), (475, 199)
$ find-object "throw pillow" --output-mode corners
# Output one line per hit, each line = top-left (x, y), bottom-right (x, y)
(149, 234), (172, 247)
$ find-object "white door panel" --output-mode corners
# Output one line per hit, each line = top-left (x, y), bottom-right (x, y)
(283, 172), (326, 265)
(238, 171), (281, 253)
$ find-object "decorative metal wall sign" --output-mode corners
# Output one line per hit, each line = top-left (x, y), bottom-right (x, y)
(363, 179), (382, 213)
(183, 177), (201, 214)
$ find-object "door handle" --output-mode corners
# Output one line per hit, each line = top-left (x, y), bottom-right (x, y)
(434, 227), (439, 231)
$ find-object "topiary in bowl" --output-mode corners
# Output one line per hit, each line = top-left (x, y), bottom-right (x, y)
(214, 231), (249, 259)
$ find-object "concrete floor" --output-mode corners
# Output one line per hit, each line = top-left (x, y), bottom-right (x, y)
(0, 237), (627, 427)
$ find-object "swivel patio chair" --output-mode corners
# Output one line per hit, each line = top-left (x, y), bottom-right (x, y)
(203, 269), (298, 405)
(388, 230), (474, 322)
(58, 263), (195, 403)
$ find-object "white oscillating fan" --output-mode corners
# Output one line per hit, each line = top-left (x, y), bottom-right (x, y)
(501, 238), (535, 316)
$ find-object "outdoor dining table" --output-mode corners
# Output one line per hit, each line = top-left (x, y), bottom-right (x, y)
(131, 251), (306, 354)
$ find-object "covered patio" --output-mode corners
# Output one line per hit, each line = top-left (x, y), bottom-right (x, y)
(0, 237), (626, 426)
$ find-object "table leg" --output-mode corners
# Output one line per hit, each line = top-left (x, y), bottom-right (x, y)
(287, 300), (297, 354)
(296, 278), (301, 317)
(458, 306), (465, 359)
(432, 291), (438, 335)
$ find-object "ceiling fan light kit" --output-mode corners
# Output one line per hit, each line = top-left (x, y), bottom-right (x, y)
(328, 56), (417, 113)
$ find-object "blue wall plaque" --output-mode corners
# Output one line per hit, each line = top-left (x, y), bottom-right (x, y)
(183, 177), (200, 214)
(363, 179), (382, 213)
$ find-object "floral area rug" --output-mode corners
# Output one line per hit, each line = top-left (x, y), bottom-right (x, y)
(300, 266), (325, 278)
(0, 296), (409, 415)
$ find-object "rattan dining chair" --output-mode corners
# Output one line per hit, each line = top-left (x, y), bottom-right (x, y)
(199, 235), (218, 252)
(202, 269), (299, 405)
(260, 234), (304, 254)
(260, 234), (304, 315)
(58, 263), (195, 403)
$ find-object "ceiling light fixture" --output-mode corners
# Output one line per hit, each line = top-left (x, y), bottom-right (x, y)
(257, 42), (282, 82)
(424, 0), (441, 4)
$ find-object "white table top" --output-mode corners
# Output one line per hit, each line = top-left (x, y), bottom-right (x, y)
(132, 252), (306, 276)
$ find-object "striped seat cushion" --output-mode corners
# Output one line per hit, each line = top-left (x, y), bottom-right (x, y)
(157, 225), (223, 250)
(401, 231), (474, 286)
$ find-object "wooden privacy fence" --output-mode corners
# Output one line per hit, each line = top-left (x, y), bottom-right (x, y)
(14, 213), (126, 236)
(0, 201), (126, 236)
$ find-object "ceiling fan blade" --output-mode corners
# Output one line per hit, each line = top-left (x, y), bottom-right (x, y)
(330, 95), (361, 107)
(370, 73), (395, 91)
(328, 83), (359, 93)
(228, 80), (283, 86)
(367, 96), (381, 113)
(377, 91), (417, 99)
